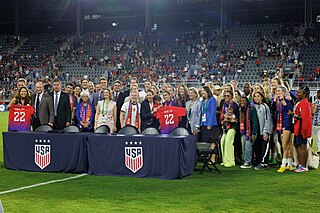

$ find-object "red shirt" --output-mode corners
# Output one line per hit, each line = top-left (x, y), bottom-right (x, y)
(293, 98), (312, 139)
(156, 106), (186, 134)
(8, 105), (34, 131)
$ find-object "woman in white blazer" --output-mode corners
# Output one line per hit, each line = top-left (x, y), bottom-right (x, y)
(186, 87), (201, 135)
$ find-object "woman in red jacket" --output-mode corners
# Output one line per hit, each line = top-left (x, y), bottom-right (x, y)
(293, 86), (312, 172)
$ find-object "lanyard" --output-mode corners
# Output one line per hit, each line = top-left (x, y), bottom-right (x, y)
(102, 100), (109, 116)
(202, 100), (207, 114)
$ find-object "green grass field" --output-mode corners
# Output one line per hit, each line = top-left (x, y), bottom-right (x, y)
(0, 112), (319, 212)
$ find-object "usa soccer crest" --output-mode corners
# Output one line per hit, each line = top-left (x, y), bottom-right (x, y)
(34, 139), (51, 169)
(125, 141), (143, 173)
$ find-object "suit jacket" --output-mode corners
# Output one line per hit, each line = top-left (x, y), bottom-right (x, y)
(89, 92), (98, 107)
(186, 99), (201, 132)
(200, 97), (217, 127)
(140, 100), (153, 131)
(31, 93), (54, 125)
(51, 91), (71, 130)
(114, 91), (125, 131)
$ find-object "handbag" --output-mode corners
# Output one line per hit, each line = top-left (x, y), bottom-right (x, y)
(307, 138), (319, 170)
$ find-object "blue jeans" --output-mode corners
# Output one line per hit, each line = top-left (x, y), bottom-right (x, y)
(242, 135), (253, 165)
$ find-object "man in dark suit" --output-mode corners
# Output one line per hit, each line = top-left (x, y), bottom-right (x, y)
(31, 81), (54, 130)
(64, 83), (77, 125)
(96, 77), (108, 101)
(123, 77), (139, 98)
(113, 80), (125, 132)
(51, 78), (71, 130)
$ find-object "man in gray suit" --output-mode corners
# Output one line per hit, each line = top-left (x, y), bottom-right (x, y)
(31, 81), (54, 130)
(88, 81), (98, 107)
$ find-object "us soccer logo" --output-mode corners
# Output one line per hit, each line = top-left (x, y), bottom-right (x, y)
(34, 139), (51, 169)
(125, 141), (143, 173)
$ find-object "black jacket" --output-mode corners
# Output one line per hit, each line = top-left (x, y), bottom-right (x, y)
(51, 91), (71, 130)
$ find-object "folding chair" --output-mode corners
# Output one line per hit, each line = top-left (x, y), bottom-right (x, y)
(118, 125), (139, 135)
(196, 126), (222, 174)
(94, 125), (110, 134)
(141, 127), (160, 135)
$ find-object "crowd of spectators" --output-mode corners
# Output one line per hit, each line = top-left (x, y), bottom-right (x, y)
(1, 22), (319, 101)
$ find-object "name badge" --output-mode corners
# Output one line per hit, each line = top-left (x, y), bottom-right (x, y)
(202, 113), (206, 122)
(101, 115), (107, 123)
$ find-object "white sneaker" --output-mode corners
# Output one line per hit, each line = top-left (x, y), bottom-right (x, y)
(240, 163), (252, 169)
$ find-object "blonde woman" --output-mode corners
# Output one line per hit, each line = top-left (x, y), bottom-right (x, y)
(95, 89), (117, 132)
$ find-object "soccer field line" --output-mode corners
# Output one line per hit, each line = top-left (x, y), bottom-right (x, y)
(0, 174), (88, 195)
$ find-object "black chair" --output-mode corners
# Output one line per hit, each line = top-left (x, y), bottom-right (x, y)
(35, 124), (53, 132)
(196, 126), (222, 174)
(95, 125), (110, 134)
(63, 125), (80, 133)
(118, 125), (139, 135)
(141, 127), (160, 135)
(169, 127), (190, 136)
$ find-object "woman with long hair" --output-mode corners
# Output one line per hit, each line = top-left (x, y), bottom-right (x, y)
(274, 86), (294, 173)
(95, 89), (117, 132)
(199, 86), (217, 162)
(252, 91), (273, 170)
(7, 86), (34, 131)
(176, 84), (189, 127)
(162, 90), (177, 106)
(7, 86), (32, 109)
(271, 77), (283, 96)
(220, 90), (239, 167)
(239, 96), (258, 169)
(270, 77), (283, 165)
(76, 90), (95, 132)
(186, 87), (201, 135)
(141, 90), (156, 131)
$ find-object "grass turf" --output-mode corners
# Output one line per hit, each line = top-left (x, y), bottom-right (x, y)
(0, 112), (319, 212)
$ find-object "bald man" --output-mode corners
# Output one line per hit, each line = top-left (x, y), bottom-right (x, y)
(31, 81), (54, 130)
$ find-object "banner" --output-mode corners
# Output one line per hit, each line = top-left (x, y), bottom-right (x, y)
(152, 0), (219, 14)
(82, 0), (145, 17)
(21, 0), (76, 21)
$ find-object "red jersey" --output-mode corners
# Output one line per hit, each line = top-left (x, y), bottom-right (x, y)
(293, 98), (312, 139)
(156, 106), (186, 134)
(8, 105), (34, 131)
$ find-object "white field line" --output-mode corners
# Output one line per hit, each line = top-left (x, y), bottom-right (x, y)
(0, 174), (87, 195)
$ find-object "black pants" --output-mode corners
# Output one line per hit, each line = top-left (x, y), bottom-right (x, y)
(253, 134), (270, 165)
(32, 117), (41, 131)
(234, 131), (242, 163)
(53, 117), (65, 130)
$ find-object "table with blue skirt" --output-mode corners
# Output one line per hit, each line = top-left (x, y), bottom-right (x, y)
(2, 132), (88, 173)
(2, 132), (197, 180)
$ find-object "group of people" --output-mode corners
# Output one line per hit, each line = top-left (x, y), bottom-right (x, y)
(6, 75), (320, 173)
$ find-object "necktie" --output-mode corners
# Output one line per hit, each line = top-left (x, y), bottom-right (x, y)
(54, 93), (58, 116)
(114, 92), (118, 101)
(35, 94), (40, 118)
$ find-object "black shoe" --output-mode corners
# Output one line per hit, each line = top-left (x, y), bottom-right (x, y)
(255, 164), (268, 171)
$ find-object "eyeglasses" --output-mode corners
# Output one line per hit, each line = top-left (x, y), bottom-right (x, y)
(224, 95), (231, 97)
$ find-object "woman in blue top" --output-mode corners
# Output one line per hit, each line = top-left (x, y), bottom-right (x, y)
(76, 91), (95, 132)
(274, 86), (294, 172)
(200, 86), (217, 143)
